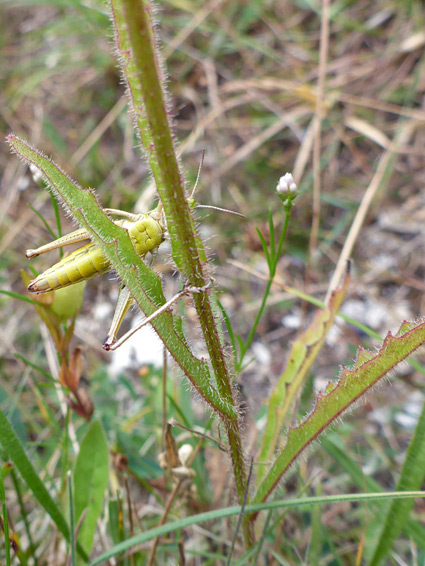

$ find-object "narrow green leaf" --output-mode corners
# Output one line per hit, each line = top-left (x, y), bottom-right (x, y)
(108, 498), (120, 546)
(50, 191), (62, 238)
(14, 353), (54, 383)
(369, 396), (425, 565)
(28, 203), (58, 241)
(10, 469), (37, 558)
(323, 437), (425, 549)
(255, 227), (271, 269)
(216, 298), (237, 359)
(268, 208), (276, 263)
(166, 394), (192, 428)
(89, 491), (425, 566)
(309, 485), (323, 566)
(256, 274), (349, 484)
(74, 420), (109, 556)
(0, 408), (71, 545)
(68, 471), (76, 566)
(0, 290), (37, 306)
(0, 469), (11, 566)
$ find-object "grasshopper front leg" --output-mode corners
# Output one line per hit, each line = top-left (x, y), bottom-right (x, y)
(103, 285), (134, 349)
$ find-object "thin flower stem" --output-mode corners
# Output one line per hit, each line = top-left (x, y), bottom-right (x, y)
(237, 204), (293, 371)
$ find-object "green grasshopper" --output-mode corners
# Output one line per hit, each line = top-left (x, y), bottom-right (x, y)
(26, 203), (167, 350)
(26, 156), (243, 350)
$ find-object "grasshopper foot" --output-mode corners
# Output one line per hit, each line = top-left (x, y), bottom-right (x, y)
(26, 249), (38, 259)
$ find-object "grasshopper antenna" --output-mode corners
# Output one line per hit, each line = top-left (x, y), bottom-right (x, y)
(196, 204), (245, 218)
(190, 150), (245, 218)
(190, 149), (205, 199)
(154, 151), (205, 221)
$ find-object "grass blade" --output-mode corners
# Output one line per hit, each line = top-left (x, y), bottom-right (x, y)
(368, 396), (425, 565)
(0, 408), (70, 544)
(89, 491), (425, 566)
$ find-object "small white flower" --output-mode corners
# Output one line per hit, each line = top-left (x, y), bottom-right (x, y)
(276, 172), (297, 195)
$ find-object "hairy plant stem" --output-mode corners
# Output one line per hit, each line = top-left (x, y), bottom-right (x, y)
(111, 0), (252, 543)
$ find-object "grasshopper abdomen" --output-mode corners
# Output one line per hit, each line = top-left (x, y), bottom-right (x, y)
(28, 242), (110, 293)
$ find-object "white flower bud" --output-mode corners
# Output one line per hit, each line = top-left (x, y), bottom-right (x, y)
(276, 172), (297, 195)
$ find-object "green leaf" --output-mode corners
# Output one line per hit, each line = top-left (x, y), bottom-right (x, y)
(217, 298), (237, 359)
(0, 408), (74, 549)
(368, 396), (425, 565)
(268, 208), (275, 263)
(255, 226), (271, 269)
(28, 202), (59, 241)
(74, 420), (109, 556)
(0, 468), (11, 566)
(256, 273), (349, 483)
(14, 353), (54, 382)
(0, 289), (37, 306)
(253, 318), (425, 507)
(88, 491), (425, 566)
(50, 190), (63, 238)
(323, 437), (425, 550)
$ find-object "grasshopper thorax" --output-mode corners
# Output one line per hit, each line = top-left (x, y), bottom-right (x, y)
(123, 207), (166, 258)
